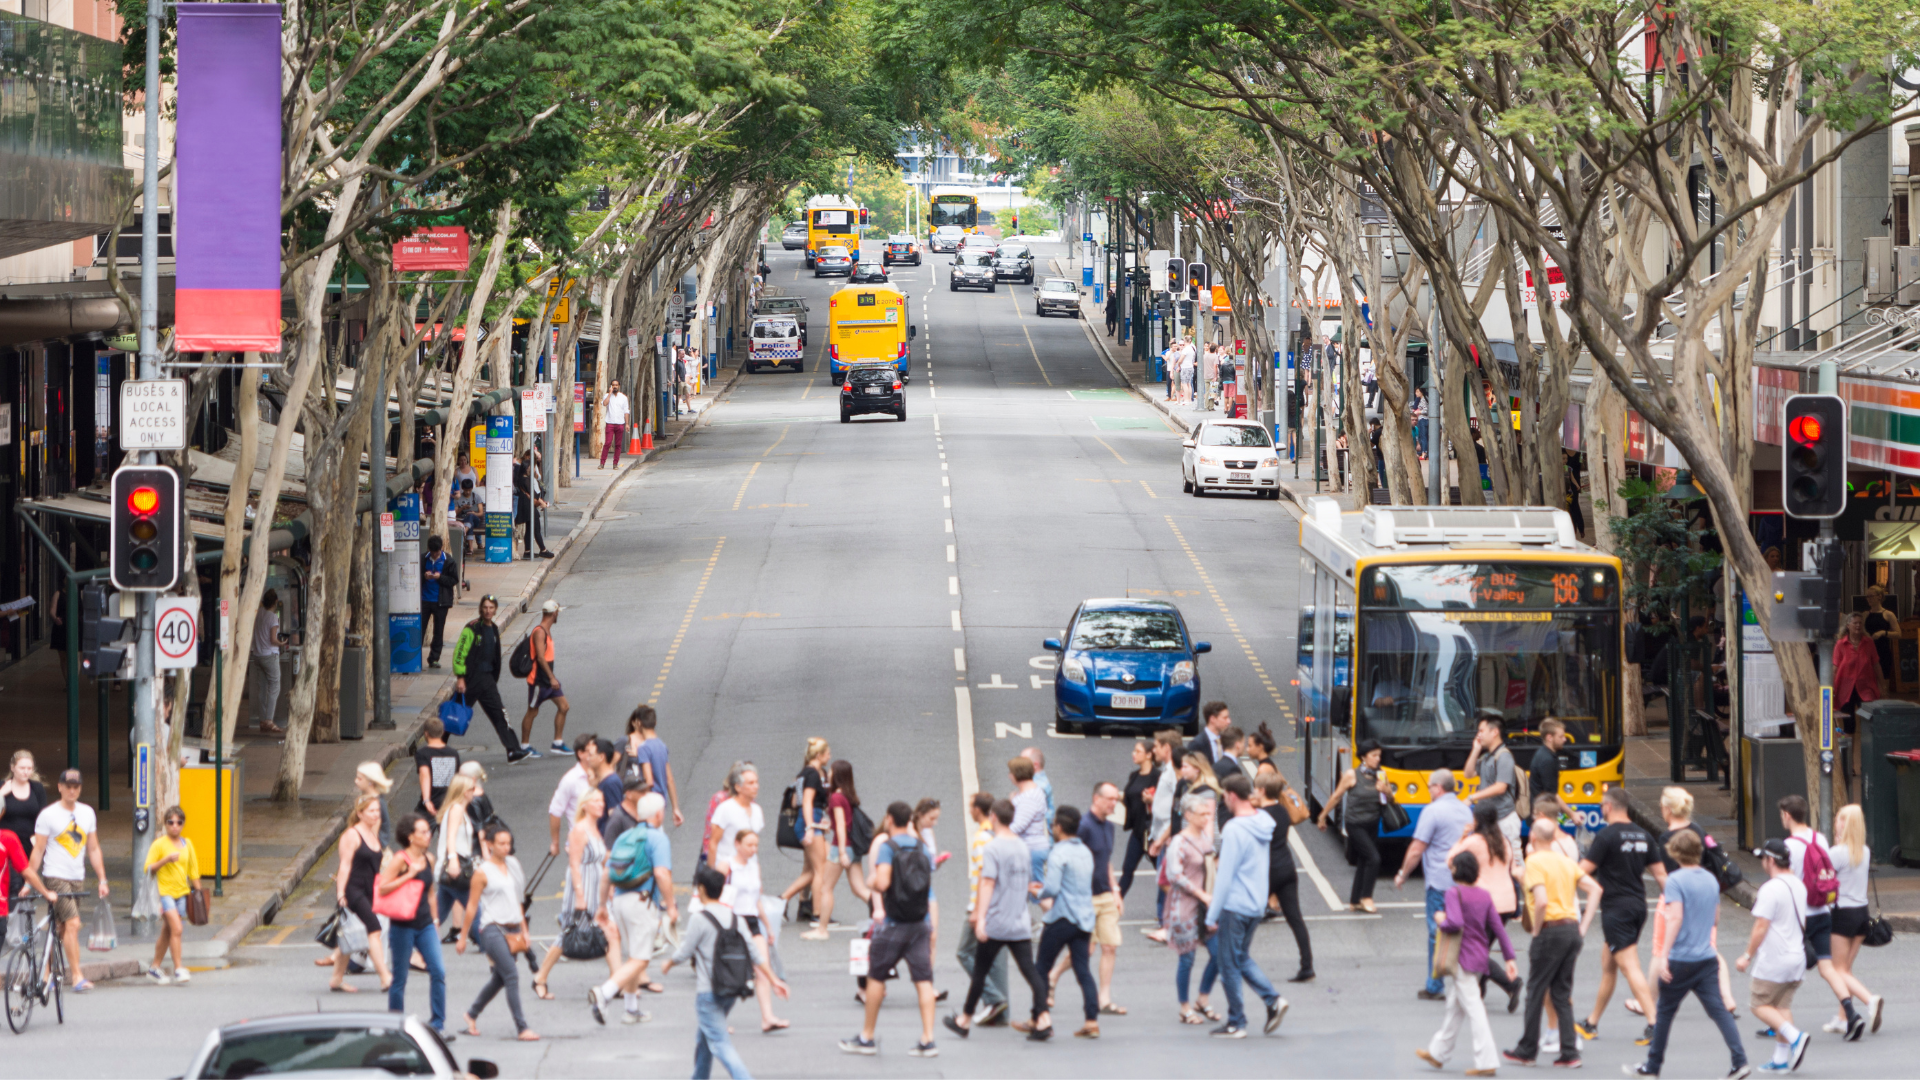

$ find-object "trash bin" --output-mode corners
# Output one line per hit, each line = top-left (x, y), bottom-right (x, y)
(1888, 750), (1920, 868)
(1858, 699), (1920, 862)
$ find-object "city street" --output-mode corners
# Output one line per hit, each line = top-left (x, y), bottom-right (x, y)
(12, 241), (1920, 1078)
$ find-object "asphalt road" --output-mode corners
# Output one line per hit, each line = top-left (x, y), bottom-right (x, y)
(17, 240), (1920, 1079)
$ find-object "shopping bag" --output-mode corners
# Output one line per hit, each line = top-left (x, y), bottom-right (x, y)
(848, 937), (870, 977)
(86, 897), (118, 951)
(339, 909), (369, 962)
(438, 694), (474, 738)
(314, 906), (344, 949)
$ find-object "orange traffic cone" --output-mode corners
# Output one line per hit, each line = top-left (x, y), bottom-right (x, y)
(640, 431), (654, 450)
(629, 432), (643, 454)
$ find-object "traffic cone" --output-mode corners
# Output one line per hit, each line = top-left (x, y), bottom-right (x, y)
(640, 431), (654, 450)
(629, 431), (643, 454)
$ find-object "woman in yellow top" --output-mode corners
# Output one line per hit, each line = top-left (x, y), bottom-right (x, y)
(144, 805), (200, 985)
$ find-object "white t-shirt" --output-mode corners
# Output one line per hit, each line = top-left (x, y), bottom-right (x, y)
(1785, 829), (1833, 913)
(1750, 873), (1810, 984)
(603, 392), (630, 425)
(723, 856), (762, 919)
(34, 802), (97, 881)
(709, 799), (763, 867)
(548, 765), (589, 822)
(1830, 843), (1870, 909)
(252, 609), (281, 657)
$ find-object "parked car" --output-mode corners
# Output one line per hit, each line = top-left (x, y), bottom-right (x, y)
(929, 225), (965, 252)
(748, 315), (804, 373)
(1034, 278), (1081, 317)
(993, 242), (1034, 283)
(180, 1012), (497, 1080)
(1044, 599), (1210, 735)
(813, 245), (854, 277)
(752, 295), (809, 343)
(780, 222), (808, 249)
(1181, 419), (1281, 498)
(883, 234), (922, 265)
(840, 362), (906, 423)
(849, 261), (890, 283)
(949, 251), (997, 292)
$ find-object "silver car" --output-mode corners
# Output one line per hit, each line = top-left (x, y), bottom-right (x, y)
(813, 245), (854, 277)
(181, 1012), (498, 1079)
(930, 225), (965, 252)
(780, 222), (807, 250)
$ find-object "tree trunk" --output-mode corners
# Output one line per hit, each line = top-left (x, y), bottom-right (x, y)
(430, 203), (517, 551)
(217, 361), (260, 749)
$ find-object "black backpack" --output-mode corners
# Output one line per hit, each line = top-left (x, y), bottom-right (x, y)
(881, 838), (932, 924)
(704, 911), (755, 1000)
(846, 805), (876, 859)
(508, 632), (535, 679)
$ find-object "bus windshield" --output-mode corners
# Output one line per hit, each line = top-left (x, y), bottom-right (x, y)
(930, 197), (977, 229)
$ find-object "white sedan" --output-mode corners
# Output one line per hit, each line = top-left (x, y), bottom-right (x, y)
(1182, 419), (1282, 498)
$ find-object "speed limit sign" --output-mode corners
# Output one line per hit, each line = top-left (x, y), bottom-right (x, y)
(155, 597), (200, 670)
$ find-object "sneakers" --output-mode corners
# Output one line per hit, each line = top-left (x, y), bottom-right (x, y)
(1727, 1066), (1753, 1079)
(1575, 1019), (1600, 1042)
(622, 1008), (650, 1025)
(1210, 1023), (1247, 1039)
(1820, 1018), (1847, 1035)
(1622, 1066), (1657, 1077)
(549, 740), (568, 753)
(1542, 1030), (1562, 1056)
(1757, 1064), (1790, 1073)
(909, 1041), (938, 1057)
(1502, 1049), (1537, 1067)
(586, 986), (608, 1026)
(1754, 1027), (1777, 1040)
(942, 1014), (970, 1039)
(1635, 1024), (1655, 1047)
(172, 968), (191, 985)
(146, 967), (171, 986)
(1788, 1031), (1809, 1071)
(1418, 989), (1447, 1001)
(1264, 998), (1289, 1034)
(838, 1035), (877, 1055)
(506, 748), (534, 764)
(1552, 1055), (1584, 1068)
(522, 747), (544, 759)
(1869, 995), (1885, 1034)
(976, 1001), (1008, 1026)
(1846, 1013), (1866, 1042)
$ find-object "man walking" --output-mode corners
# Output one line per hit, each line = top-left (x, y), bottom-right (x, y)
(548, 735), (600, 855)
(957, 792), (1009, 1025)
(1625, 830), (1747, 1078)
(841, 802), (939, 1058)
(1188, 702), (1233, 769)
(599, 380), (631, 469)
(1021, 746), (1054, 820)
(1204, 772), (1287, 1037)
(666, 864), (787, 1078)
(1395, 768), (1475, 1000)
(1504, 815), (1602, 1067)
(628, 706), (685, 826)
(593, 793), (675, 1025)
(1737, 838), (1811, 1072)
(1008, 757), (1051, 883)
(944, 799), (1050, 1041)
(1143, 729), (1182, 943)
(249, 588), (290, 735)
(1529, 718), (1574, 821)
(1575, 787), (1658, 1046)
(451, 595), (531, 764)
(29, 769), (108, 991)
(1079, 781), (1125, 1015)
(520, 599), (570, 753)
(421, 535), (455, 668)
(1462, 713), (1521, 852)
(1036, 805), (1103, 1039)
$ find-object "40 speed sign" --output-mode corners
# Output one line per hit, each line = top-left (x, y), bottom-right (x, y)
(155, 597), (201, 670)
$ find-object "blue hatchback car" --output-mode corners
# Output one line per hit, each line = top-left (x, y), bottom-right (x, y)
(1045, 599), (1210, 735)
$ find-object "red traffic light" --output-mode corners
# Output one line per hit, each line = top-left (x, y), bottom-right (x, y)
(127, 486), (161, 516)
(1788, 415), (1823, 445)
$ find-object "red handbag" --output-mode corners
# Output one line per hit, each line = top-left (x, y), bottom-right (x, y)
(373, 856), (427, 920)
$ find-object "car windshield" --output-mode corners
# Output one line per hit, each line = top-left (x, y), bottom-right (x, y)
(999, 245), (1030, 258)
(1040, 280), (1076, 294)
(959, 253), (993, 267)
(857, 263), (882, 272)
(757, 298), (802, 312)
(202, 1026), (434, 1078)
(752, 320), (797, 339)
(1070, 609), (1185, 651)
(1198, 425), (1272, 447)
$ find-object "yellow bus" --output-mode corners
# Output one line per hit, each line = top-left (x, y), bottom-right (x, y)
(805, 204), (863, 269)
(927, 186), (979, 248)
(826, 283), (915, 384)
(1295, 497), (1624, 843)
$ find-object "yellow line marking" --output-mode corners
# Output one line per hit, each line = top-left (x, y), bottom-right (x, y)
(730, 461), (761, 510)
(1164, 515), (1291, 720)
(1140, 480), (1158, 499)
(764, 424), (790, 457)
(1021, 324), (1052, 387)
(648, 537), (725, 706)
(1091, 436), (1128, 464)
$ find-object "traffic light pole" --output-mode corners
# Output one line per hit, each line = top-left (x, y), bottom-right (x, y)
(1818, 523), (1836, 839)
(129, 0), (164, 936)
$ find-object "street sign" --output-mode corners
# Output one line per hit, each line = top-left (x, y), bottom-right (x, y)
(627, 328), (639, 361)
(520, 388), (548, 432)
(120, 379), (189, 450)
(379, 511), (396, 552)
(219, 598), (231, 651)
(155, 596), (200, 670)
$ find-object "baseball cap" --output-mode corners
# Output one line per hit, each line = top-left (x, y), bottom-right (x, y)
(1755, 837), (1792, 864)
(57, 768), (82, 786)
(540, 599), (563, 614)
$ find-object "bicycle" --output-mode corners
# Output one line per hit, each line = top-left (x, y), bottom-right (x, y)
(4, 893), (80, 1034)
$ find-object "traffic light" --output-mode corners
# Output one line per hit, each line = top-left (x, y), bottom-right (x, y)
(78, 582), (129, 678)
(1165, 256), (1186, 295)
(1188, 262), (1211, 301)
(111, 464), (182, 591)
(1781, 394), (1846, 518)
(1009, 212), (1018, 233)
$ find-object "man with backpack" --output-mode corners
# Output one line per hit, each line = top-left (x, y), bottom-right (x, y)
(592, 792), (675, 1026)
(518, 599), (570, 754)
(840, 801), (938, 1059)
(451, 595), (531, 764)
(1779, 794), (1867, 1039)
(665, 864), (787, 1079)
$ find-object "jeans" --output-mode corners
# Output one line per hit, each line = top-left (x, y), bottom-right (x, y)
(247, 653), (282, 729)
(1119, 828), (1149, 898)
(1175, 949), (1220, 1004)
(1516, 921), (1583, 1060)
(1424, 887), (1449, 995)
(1269, 866), (1313, 972)
(435, 882), (466, 930)
(961, 937), (1044, 1022)
(1036, 920), (1098, 1023)
(601, 424), (626, 468)
(955, 926), (1007, 1008)
(693, 991), (750, 1079)
(1346, 825), (1380, 904)
(1208, 910), (1278, 1029)
(1643, 956), (1746, 1074)
(387, 922), (447, 1031)
(467, 923), (529, 1033)
(1430, 974), (1498, 1072)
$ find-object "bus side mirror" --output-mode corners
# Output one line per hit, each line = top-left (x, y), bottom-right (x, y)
(1194, 642), (1212, 654)
(1043, 638), (1062, 651)
(909, 325), (918, 339)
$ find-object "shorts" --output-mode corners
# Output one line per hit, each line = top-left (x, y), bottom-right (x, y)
(1091, 892), (1122, 948)
(1804, 910), (1834, 960)
(158, 893), (186, 916)
(828, 845), (852, 864)
(866, 920), (933, 984)
(527, 681), (565, 708)
(1830, 905), (1870, 940)
(608, 890), (662, 959)
(45, 877), (84, 926)
(1601, 901), (1647, 953)
(796, 808), (824, 846)
(1750, 978), (1801, 1011)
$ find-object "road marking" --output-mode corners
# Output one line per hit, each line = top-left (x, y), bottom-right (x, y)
(941, 475), (950, 487)
(1290, 829), (1345, 912)
(940, 462), (948, 471)
(945, 518), (953, 532)
(943, 495), (951, 508)
(946, 544), (956, 562)
(977, 673), (1018, 689)
(951, 609), (963, 631)
(1140, 481), (1158, 499)
(1165, 515), (1292, 718)
(948, 576), (959, 595)
(1030, 674), (1054, 689)
(1020, 324), (1053, 387)
(764, 424), (790, 457)
(996, 721), (1033, 739)
(649, 537), (724, 705)
(954, 647), (966, 671)
(956, 687), (978, 800)
(930, 385), (937, 399)
(933, 415), (941, 433)
(730, 461), (761, 510)
(1091, 436), (1128, 464)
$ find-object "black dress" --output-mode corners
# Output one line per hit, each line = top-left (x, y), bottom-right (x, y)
(1, 780), (46, 896)
(343, 828), (384, 933)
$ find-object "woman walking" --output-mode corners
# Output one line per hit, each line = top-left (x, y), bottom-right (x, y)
(1165, 792), (1219, 1023)
(143, 806), (199, 985)
(1119, 740), (1156, 899)
(382, 812), (450, 1038)
(724, 828), (790, 1033)
(1255, 773), (1314, 983)
(1246, 723), (1281, 778)
(532, 788), (615, 1001)
(2, 750), (47, 899)
(1418, 851), (1516, 1075)
(803, 760), (870, 941)
(1317, 739), (1389, 912)
(459, 821), (538, 1041)
(1179, 752), (1226, 839)
(1825, 804), (1884, 1037)
(331, 796), (394, 992)
(778, 738), (832, 925)
(435, 775), (480, 943)
(1448, 801), (1522, 1010)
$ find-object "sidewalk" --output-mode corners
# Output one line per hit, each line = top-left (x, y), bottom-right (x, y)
(0, 359), (747, 981)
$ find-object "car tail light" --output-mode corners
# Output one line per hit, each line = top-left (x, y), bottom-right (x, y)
(892, 381), (902, 391)
(897, 342), (909, 358)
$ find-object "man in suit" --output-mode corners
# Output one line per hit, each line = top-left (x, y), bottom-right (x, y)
(1188, 702), (1233, 770)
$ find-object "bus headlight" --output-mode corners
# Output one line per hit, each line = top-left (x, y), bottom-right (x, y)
(1582, 782), (1596, 797)
(1062, 658), (1087, 684)
(1169, 661), (1195, 687)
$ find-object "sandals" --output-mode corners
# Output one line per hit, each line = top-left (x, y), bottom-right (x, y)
(329, 983), (359, 993)
(1100, 1002), (1129, 1016)
(1180, 1008), (1207, 1024)
(1195, 1003), (1221, 1021)
(531, 981), (554, 1001)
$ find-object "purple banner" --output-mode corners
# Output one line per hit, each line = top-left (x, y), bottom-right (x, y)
(175, 4), (284, 352)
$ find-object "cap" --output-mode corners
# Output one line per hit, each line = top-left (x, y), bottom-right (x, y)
(1756, 837), (1792, 864)
(57, 768), (82, 786)
(540, 599), (563, 614)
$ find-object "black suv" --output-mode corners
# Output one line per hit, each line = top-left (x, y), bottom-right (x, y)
(840, 363), (906, 423)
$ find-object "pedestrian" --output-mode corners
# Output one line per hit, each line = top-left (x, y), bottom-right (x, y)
(592, 793), (676, 1025)
(531, 788), (614, 1002)
(27, 768), (107, 992)
(1417, 851), (1515, 1076)
(1254, 772), (1314, 983)
(434, 775), (480, 943)
(518, 599), (570, 753)
(1624, 829), (1747, 1078)
(1165, 791), (1220, 1023)
(1215, 727), (1250, 777)
(547, 735), (599, 856)
(1778, 793), (1872, 1040)
(0, 804), (47, 956)
(1021, 746), (1055, 820)
(451, 595), (532, 764)
(604, 773), (645, 856)
(1245, 722), (1281, 778)
(1203, 772), (1287, 1038)
(708, 762), (765, 869)
(382, 812), (450, 1038)
(1462, 713), (1522, 855)
(1071, 781), (1127, 1014)
(143, 805), (199, 985)
(421, 535), (455, 668)
(841, 801), (940, 1057)
(1447, 800), (1523, 1011)
(1574, 786), (1658, 1045)
(912, 798), (946, 983)
(459, 821), (538, 1041)
(1529, 719), (1574, 821)
(1503, 814), (1601, 1067)
(249, 588), (290, 735)
(599, 380), (631, 469)
(956, 791), (1010, 1026)
(943, 798), (1051, 1041)
(804, 759), (871, 940)
(1178, 751), (1228, 841)
(1394, 768), (1474, 999)
(1187, 702), (1233, 770)
(1818, 803), (1883, 1038)
(777, 738), (832, 924)
(513, 448), (553, 559)
(591, 738), (626, 840)
(625, 704), (684, 826)
(1143, 728), (1182, 942)
(1009, 755), (1052, 883)
(1026, 804), (1100, 1040)
(414, 718), (460, 818)
(331, 795), (394, 993)
(2, 749), (47, 900)
(1737, 837), (1811, 1071)
(721, 825), (789, 1033)
(668, 864), (788, 1078)
(1654, 786), (1738, 1017)
(454, 480), (484, 554)
(1119, 740), (1157, 899)
(459, 760), (497, 826)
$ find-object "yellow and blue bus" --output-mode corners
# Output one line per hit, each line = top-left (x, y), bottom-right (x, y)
(928, 186), (979, 244)
(1295, 497), (1624, 842)
(806, 202), (862, 269)
(826, 283), (914, 383)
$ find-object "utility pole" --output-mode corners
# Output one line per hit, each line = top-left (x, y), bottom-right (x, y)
(371, 342), (391, 730)
(129, 0), (164, 936)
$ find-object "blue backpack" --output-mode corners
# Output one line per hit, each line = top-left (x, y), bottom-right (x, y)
(608, 823), (656, 893)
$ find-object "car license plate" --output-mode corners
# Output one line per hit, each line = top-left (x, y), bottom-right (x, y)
(867, 386), (886, 395)
(1110, 693), (1146, 709)
(1230, 471), (1251, 481)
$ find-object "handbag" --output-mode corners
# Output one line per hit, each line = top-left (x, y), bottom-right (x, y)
(502, 922), (531, 955)
(185, 885), (211, 927)
(1432, 928), (1462, 980)
(1864, 872), (1896, 948)
(1379, 795), (1411, 834)
(776, 773), (805, 852)
(373, 875), (427, 921)
(560, 909), (609, 960)
(314, 906), (344, 949)
(438, 694), (474, 738)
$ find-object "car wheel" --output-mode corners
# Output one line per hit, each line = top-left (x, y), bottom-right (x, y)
(1181, 719), (1199, 738)
(1056, 718), (1082, 737)
(840, 409), (850, 424)
(1191, 481), (1205, 498)
(949, 283), (957, 292)
(896, 406), (907, 422)
(988, 283), (996, 293)
(792, 363), (805, 373)
(1183, 478), (1193, 494)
